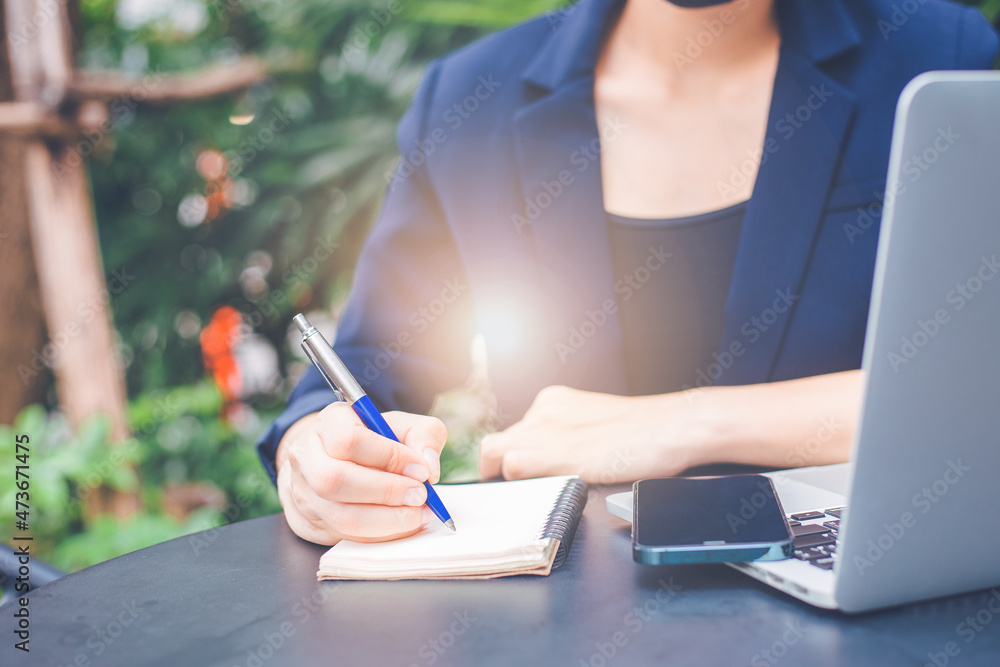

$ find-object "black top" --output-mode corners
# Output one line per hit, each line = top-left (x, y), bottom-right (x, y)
(607, 201), (747, 396)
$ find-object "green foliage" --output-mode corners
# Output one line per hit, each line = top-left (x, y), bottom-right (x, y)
(127, 380), (274, 498)
(406, 0), (568, 27)
(439, 436), (480, 483)
(0, 385), (280, 577)
(978, 0), (1000, 21)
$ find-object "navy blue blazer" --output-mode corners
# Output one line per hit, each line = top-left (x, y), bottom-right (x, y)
(258, 0), (998, 482)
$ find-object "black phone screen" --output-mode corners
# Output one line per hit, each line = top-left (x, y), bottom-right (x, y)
(634, 475), (790, 547)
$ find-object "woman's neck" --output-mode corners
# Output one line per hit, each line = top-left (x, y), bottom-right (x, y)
(602, 0), (779, 88)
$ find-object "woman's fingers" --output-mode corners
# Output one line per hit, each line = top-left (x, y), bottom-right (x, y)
(327, 503), (432, 542)
(287, 460), (430, 541)
(278, 405), (451, 545)
(479, 434), (564, 481)
(278, 462), (341, 545)
(316, 403), (430, 481)
(479, 387), (574, 480)
(498, 448), (557, 481)
(479, 430), (523, 480)
(478, 433), (501, 480)
(384, 411), (448, 484)
(295, 440), (429, 507)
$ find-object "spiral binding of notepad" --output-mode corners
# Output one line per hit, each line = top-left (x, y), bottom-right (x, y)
(537, 477), (589, 568)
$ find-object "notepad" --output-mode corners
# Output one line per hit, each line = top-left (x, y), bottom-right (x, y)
(317, 475), (588, 580)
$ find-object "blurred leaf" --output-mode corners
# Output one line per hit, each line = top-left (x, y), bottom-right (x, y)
(406, 0), (567, 28)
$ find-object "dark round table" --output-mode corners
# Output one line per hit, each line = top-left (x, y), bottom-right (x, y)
(3, 484), (999, 666)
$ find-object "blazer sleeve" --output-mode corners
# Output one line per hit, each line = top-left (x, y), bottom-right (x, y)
(256, 60), (476, 484)
(957, 5), (999, 69)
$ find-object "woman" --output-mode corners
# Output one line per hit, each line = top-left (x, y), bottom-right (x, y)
(259, 0), (998, 545)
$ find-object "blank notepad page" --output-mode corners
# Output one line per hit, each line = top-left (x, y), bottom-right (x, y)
(318, 475), (582, 580)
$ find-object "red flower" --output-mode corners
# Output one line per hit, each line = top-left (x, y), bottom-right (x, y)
(200, 306), (243, 405)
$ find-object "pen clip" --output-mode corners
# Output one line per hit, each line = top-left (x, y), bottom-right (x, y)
(302, 341), (346, 403)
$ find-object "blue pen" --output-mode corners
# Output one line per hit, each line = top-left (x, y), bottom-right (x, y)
(293, 314), (456, 531)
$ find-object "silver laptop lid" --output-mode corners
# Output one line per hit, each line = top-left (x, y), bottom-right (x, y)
(836, 71), (1000, 612)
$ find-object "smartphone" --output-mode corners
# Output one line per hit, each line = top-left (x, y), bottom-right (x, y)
(632, 475), (793, 565)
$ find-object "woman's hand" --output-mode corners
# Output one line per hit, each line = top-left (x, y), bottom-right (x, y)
(275, 403), (447, 545)
(478, 371), (862, 484)
(479, 385), (703, 484)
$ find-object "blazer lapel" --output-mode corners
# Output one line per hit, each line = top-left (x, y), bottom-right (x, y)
(511, 77), (629, 396)
(717, 49), (858, 385)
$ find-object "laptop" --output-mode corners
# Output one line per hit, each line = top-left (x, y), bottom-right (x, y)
(606, 71), (1000, 613)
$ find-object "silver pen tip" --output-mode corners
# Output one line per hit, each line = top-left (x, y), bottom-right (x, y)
(444, 519), (456, 532)
(292, 313), (311, 334)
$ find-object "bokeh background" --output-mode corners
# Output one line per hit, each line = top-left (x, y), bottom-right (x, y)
(1, 0), (997, 584)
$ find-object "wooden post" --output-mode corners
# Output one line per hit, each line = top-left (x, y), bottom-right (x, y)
(5, 0), (130, 442)
(1, 0), (272, 518)
(22, 144), (132, 439)
(0, 4), (46, 423)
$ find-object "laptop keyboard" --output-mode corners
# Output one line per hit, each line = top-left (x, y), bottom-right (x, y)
(787, 507), (845, 570)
